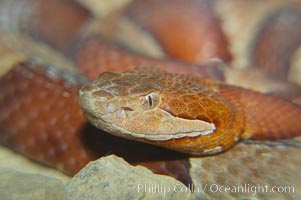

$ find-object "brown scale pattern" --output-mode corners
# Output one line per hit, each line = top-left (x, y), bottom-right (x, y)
(155, 88), (243, 155)
(0, 63), (98, 175)
(126, 0), (232, 63)
(253, 7), (301, 79)
(0, 63), (193, 186)
(219, 84), (301, 140)
(75, 38), (225, 81)
(109, 68), (301, 154)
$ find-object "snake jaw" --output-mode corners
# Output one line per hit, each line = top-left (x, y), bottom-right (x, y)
(106, 123), (216, 141)
(88, 112), (216, 142)
(83, 99), (217, 141)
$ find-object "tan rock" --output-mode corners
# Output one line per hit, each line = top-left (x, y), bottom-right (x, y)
(0, 168), (68, 200)
(66, 155), (192, 200)
(0, 146), (70, 182)
(190, 143), (301, 199)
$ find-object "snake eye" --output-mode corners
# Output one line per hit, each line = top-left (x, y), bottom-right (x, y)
(141, 92), (160, 110)
(148, 95), (153, 107)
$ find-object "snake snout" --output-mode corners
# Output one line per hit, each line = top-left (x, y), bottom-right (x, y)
(79, 87), (109, 116)
(78, 88), (96, 113)
(79, 83), (127, 121)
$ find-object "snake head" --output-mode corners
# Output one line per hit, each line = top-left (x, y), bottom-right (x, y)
(79, 67), (221, 141)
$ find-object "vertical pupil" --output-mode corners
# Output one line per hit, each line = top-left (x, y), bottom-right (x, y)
(148, 95), (153, 107)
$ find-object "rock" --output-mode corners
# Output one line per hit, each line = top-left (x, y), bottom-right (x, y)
(66, 155), (192, 200)
(0, 168), (68, 200)
(190, 143), (301, 199)
(0, 146), (70, 182)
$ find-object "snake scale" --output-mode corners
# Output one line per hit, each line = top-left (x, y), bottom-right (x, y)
(0, 0), (301, 186)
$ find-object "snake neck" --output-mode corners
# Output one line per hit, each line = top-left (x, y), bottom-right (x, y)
(218, 83), (301, 140)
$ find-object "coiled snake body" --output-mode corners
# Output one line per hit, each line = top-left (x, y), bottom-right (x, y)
(0, 0), (301, 185)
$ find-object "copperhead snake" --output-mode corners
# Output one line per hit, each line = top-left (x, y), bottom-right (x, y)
(0, 0), (301, 186)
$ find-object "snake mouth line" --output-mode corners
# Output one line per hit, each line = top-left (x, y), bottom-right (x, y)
(112, 124), (215, 141)
(86, 112), (215, 141)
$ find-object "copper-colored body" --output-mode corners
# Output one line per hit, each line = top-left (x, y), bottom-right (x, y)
(26, 0), (91, 51)
(75, 38), (225, 81)
(0, 64), (96, 175)
(126, 0), (232, 63)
